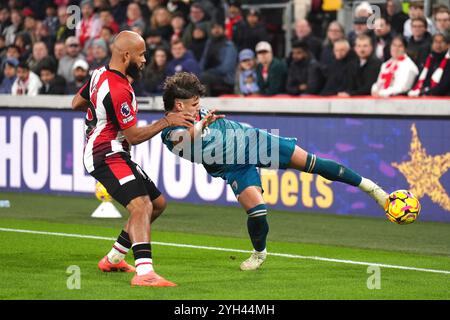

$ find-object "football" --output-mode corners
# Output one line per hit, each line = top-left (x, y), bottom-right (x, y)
(95, 181), (112, 202)
(384, 190), (421, 225)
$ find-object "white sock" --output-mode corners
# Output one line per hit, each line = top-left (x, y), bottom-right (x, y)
(359, 177), (388, 207)
(106, 242), (129, 264)
(135, 258), (154, 276)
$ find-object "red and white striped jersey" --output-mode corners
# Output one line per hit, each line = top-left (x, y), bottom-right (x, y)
(78, 66), (138, 173)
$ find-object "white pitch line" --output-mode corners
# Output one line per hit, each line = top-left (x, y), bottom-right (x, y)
(1, 227), (450, 275)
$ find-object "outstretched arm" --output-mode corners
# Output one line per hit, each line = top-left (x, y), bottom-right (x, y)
(172, 109), (225, 146)
(123, 112), (195, 145)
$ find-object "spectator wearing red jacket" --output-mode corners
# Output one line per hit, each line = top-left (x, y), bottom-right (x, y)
(75, 0), (102, 49)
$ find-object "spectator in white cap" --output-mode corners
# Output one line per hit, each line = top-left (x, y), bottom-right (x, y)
(65, 59), (90, 95)
(255, 41), (287, 95)
(58, 36), (86, 83)
(234, 48), (259, 95)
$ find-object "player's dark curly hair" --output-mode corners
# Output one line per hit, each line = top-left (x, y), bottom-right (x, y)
(163, 72), (206, 111)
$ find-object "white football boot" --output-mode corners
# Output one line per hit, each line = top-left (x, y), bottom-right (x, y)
(240, 250), (267, 271)
(359, 178), (389, 208)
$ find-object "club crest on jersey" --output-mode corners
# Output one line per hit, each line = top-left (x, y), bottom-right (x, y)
(121, 102), (131, 117)
(231, 180), (238, 192)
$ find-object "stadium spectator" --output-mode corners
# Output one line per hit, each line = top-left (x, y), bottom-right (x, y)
(22, 8), (37, 44)
(338, 35), (381, 96)
(143, 0), (162, 22)
(408, 33), (450, 96)
(166, 0), (190, 19)
(354, 1), (373, 18)
(4, 45), (20, 63)
(373, 17), (394, 62)
(166, 39), (201, 76)
(403, 1), (435, 39)
(27, 41), (55, 74)
(188, 21), (209, 62)
(292, 19), (322, 61)
(320, 39), (356, 96)
(55, 6), (75, 42)
(255, 41), (287, 96)
(149, 6), (173, 42)
(99, 8), (120, 35)
(224, 0), (244, 41)
(42, 3), (58, 37)
(286, 40), (323, 95)
(372, 36), (419, 97)
(34, 20), (55, 52)
(182, 2), (212, 48)
(76, 0), (102, 49)
(89, 38), (109, 71)
(233, 8), (269, 53)
(0, 6), (11, 36)
(234, 48), (259, 96)
(385, 0), (409, 35)
(65, 59), (90, 95)
(38, 61), (66, 95)
(58, 37), (86, 83)
(109, 0), (128, 25)
(53, 41), (66, 62)
(143, 46), (169, 95)
(196, 0), (225, 24)
(0, 35), (6, 59)
(434, 8), (450, 36)
(13, 32), (32, 62)
(131, 23), (145, 38)
(199, 21), (237, 96)
(407, 17), (432, 65)
(94, 0), (109, 11)
(120, 2), (145, 32)
(3, 9), (22, 46)
(11, 61), (42, 96)
(320, 21), (345, 68)
(347, 16), (375, 48)
(100, 26), (115, 46)
(144, 29), (169, 63)
(0, 57), (18, 94)
(170, 11), (186, 43)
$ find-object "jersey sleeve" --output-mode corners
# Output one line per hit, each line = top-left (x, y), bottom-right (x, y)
(110, 88), (137, 130)
(78, 77), (91, 101)
(161, 126), (188, 150)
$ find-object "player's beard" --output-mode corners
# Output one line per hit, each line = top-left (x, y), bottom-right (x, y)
(126, 61), (142, 81)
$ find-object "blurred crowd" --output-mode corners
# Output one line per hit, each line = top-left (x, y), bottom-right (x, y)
(0, 0), (449, 97)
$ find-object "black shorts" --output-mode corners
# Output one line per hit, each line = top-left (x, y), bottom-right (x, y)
(91, 153), (161, 207)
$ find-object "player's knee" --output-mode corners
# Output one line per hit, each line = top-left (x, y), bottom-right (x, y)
(127, 196), (152, 217)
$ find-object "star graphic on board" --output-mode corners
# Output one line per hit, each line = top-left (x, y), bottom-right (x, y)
(392, 123), (450, 212)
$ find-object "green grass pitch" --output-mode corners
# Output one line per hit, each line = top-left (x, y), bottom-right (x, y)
(0, 192), (449, 300)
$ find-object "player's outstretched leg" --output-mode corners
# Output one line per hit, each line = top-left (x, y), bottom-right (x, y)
(98, 195), (167, 273)
(238, 186), (268, 271)
(288, 146), (388, 207)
